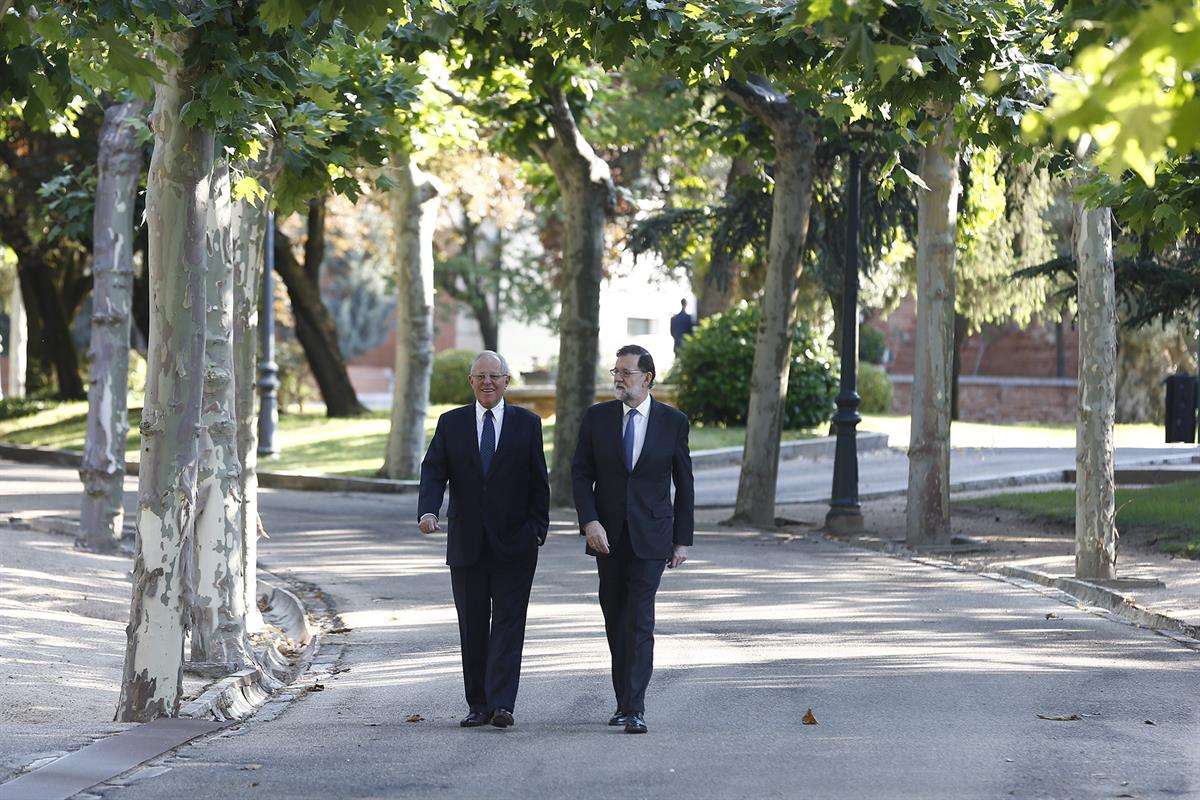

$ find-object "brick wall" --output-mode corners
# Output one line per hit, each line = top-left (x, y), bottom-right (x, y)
(872, 294), (1078, 379)
(890, 374), (1077, 423)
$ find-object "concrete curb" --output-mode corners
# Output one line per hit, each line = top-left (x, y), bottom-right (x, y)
(989, 564), (1200, 646)
(833, 535), (1200, 652)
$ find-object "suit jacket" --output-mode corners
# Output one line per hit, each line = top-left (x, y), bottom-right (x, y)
(572, 397), (694, 560)
(418, 403), (550, 567)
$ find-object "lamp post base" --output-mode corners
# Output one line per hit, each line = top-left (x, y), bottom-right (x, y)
(824, 506), (864, 535)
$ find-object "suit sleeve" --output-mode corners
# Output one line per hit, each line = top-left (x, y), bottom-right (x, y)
(671, 413), (694, 546)
(529, 415), (550, 545)
(571, 407), (599, 532)
(417, 415), (449, 521)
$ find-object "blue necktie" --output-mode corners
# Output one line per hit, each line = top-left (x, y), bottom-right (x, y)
(623, 408), (638, 472)
(480, 409), (495, 474)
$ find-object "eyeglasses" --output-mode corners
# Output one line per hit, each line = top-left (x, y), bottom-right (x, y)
(609, 369), (646, 378)
(470, 373), (508, 381)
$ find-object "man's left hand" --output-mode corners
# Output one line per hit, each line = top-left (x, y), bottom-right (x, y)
(667, 545), (688, 569)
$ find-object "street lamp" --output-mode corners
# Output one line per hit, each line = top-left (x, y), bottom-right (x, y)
(257, 213), (280, 457)
(825, 149), (864, 533)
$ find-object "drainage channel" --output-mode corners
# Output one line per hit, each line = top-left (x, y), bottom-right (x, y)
(0, 718), (230, 800)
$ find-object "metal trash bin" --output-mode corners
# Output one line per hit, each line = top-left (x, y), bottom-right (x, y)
(1164, 373), (1197, 443)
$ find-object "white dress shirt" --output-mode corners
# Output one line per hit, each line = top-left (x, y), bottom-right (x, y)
(621, 394), (652, 468)
(476, 399), (505, 452)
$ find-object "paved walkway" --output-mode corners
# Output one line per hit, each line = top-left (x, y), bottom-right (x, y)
(2, 457), (1199, 799)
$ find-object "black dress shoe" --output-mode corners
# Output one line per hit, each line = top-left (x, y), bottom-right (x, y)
(460, 711), (493, 727)
(491, 708), (514, 728)
(608, 710), (629, 726)
(624, 712), (647, 734)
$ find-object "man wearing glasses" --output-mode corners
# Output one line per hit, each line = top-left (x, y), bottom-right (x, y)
(417, 350), (549, 729)
(572, 344), (694, 734)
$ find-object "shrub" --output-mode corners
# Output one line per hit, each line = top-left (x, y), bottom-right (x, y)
(859, 325), (888, 365)
(0, 396), (55, 422)
(674, 304), (838, 429)
(429, 349), (477, 405)
(857, 363), (894, 414)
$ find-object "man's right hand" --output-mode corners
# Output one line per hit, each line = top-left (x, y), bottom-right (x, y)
(584, 520), (610, 554)
(418, 514), (440, 534)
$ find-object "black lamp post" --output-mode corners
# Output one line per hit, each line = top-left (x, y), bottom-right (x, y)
(257, 213), (280, 457)
(825, 149), (864, 533)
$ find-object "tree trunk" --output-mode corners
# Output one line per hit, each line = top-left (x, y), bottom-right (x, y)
(950, 312), (968, 422)
(78, 100), (146, 552)
(723, 79), (819, 527)
(272, 222), (367, 417)
(534, 85), (615, 508)
(1074, 203), (1118, 579)
(905, 117), (960, 548)
(190, 158), (251, 665)
(16, 252), (85, 399)
(7, 278), (26, 397)
(382, 153), (441, 480)
(232, 140), (281, 634)
(117, 28), (212, 722)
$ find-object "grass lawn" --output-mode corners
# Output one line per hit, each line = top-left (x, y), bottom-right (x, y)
(0, 400), (816, 477)
(959, 482), (1200, 558)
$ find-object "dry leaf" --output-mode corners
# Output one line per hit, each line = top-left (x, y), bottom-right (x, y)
(801, 708), (818, 725)
(1144, 719), (1156, 726)
(329, 627), (353, 634)
(1045, 613), (1059, 619)
(406, 714), (425, 723)
(308, 683), (325, 692)
(1036, 713), (1081, 721)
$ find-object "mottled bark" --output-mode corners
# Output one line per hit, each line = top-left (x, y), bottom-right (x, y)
(272, 220), (367, 417)
(7, 279), (25, 398)
(232, 140), (281, 634)
(722, 79), (819, 527)
(1074, 203), (1118, 579)
(950, 312), (968, 422)
(906, 117), (960, 548)
(533, 85), (615, 508)
(117, 27), (212, 722)
(382, 153), (441, 480)
(190, 158), (251, 665)
(78, 100), (146, 552)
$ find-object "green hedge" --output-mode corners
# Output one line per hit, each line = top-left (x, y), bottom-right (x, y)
(429, 349), (477, 405)
(857, 363), (894, 414)
(859, 325), (888, 365)
(674, 305), (838, 428)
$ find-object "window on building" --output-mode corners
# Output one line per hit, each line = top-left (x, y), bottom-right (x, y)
(627, 317), (657, 336)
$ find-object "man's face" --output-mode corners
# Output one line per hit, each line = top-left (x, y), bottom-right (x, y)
(469, 355), (508, 409)
(613, 354), (651, 406)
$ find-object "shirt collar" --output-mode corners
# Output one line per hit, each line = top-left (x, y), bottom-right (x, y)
(626, 394), (651, 418)
(476, 399), (505, 421)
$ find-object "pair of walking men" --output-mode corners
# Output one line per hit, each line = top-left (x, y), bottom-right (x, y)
(417, 345), (694, 734)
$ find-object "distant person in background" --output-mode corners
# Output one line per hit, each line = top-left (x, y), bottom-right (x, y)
(669, 298), (694, 353)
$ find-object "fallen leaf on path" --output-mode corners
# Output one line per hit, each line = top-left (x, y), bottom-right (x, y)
(406, 714), (425, 723)
(306, 683), (325, 693)
(329, 666), (350, 675)
(1036, 714), (1081, 721)
(1144, 720), (1156, 725)
(1045, 613), (1059, 619)
(329, 627), (353, 634)
(801, 708), (818, 725)
(239, 764), (262, 771)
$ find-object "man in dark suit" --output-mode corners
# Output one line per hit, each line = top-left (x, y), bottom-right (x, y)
(669, 298), (695, 352)
(418, 350), (549, 729)
(572, 344), (694, 734)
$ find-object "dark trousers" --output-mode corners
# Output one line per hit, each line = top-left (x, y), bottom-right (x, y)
(596, 527), (666, 714)
(450, 545), (538, 713)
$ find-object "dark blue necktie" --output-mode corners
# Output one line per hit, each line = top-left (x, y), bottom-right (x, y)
(623, 408), (638, 472)
(480, 409), (495, 474)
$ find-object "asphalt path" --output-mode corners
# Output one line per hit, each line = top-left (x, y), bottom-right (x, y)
(89, 484), (1198, 800)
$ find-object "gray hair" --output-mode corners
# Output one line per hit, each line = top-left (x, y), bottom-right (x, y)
(471, 350), (510, 376)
